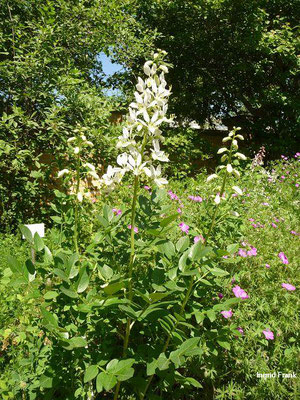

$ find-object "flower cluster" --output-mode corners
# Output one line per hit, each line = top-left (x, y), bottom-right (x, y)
(100, 50), (172, 190)
(57, 127), (99, 202)
(207, 127), (247, 203)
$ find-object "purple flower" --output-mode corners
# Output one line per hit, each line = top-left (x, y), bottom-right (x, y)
(113, 208), (122, 216)
(128, 225), (138, 233)
(247, 247), (257, 256)
(232, 285), (249, 299)
(177, 208), (182, 213)
(281, 283), (296, 291)
(278, 252), (289, 265)
(220, 309), (232, 319)
(262, 202), (269, 206)
(237, 327), (244, 335)
(218, 293), (224, 299)
(231, 277), (236, 284)
(265, 263), (270, 269)
(238, 248), (247, 258)
(188, 195), (203, 202)
(168, 190), (179, 201)
(194, 235), (204, 243)
(262, 329), (274, 340)
(271, 223), (277, 228)
(290, 230), (299, 235)
(179, 222), (189, 234)
(144, 185), (151, 191)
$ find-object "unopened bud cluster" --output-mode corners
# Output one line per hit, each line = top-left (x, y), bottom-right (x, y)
(207, 127), (247, 203)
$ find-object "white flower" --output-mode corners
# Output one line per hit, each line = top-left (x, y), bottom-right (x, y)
(214, 194), (221, 204)
(143, 165), (168, 187)
(85, 163), (95, 171)
(207, 174), (218, 182)
(77, 192), (83, 202)
(74, 146), (80, 154)
(232, 186), (243, 195)
(227, 164), (233, 173)
(58, 169), (69, 178)
(67, 137), (76, 143)
(151, 140), (169, 162)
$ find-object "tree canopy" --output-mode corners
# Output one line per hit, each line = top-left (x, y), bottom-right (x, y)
(136, 0), (299, 150)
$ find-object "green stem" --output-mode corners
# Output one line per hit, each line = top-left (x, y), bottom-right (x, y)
(114, 175), (139, 400)
(74, 154), (80, 253)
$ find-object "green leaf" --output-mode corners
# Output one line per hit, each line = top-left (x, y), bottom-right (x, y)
(7, 255), (22, 274)
(25, 259), (35, 280)
(108, 359), (135, 381)
(227, 243), (239, 254)
(96, 374), (103, 393)
(64, 337), (87, 350)
(39, 374), (53, 388)
(210, 267), (229, 277)
(103, 281), (125, 295)
(217, 340), (231, 350)
(148, 292), (170, 303)
(97, 372), (117, 391)
(100, 264), (113, 280)
(53, 268), (69, 282)
(41, 308), (58, 329)
(84, 365), (98, 383)
(34, 232), (44, 251)
(176, 236), (190, 252)
(157, 241), (175, 258)
(157, 352), (170, 371)
(169, 337), (200, 367)
(76, 267), (89, 293)
(207, 309), (216, 322)
(19, 225), (33, 243)
(44, 291), (59, 300)
(189, 242), (212, 261)
(160, 214), (178, 228)
(60, 285), (78, 298)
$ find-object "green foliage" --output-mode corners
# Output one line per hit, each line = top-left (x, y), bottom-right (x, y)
(0, 0), (155, 230)
(0, 154), (299, 399)
(136, 0), (299, 151)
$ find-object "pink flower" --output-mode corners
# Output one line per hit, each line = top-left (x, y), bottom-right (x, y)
(223, 255), (228, 259)
(237, 327), (244, 335)
(247, 247), (257, 256)
(248, 218), (255, 222)
(278, 252), (289, 265)
(290, 230), (299, 235)
(177, 208), (182, 213)
(296, 183), (299, 188)
(113, 208), (122, 216)
(262, 202), (269, 206)
(281, 283), (296, 291)
(144, 185), (151, 191)
(168, 190), (179, 201)
(265, 263), (270, 269)
(271, 223), (277, 228)
(179, 222), (189, 234)
(220, 309), (232, 319)
(232, 285), (249, 299)
(194, 235), (204, 243)
(128, 225), (138, 233)
(188, 195), (202, 202)
(262, 329), (274, 340)
(238, 248), (247, 257)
